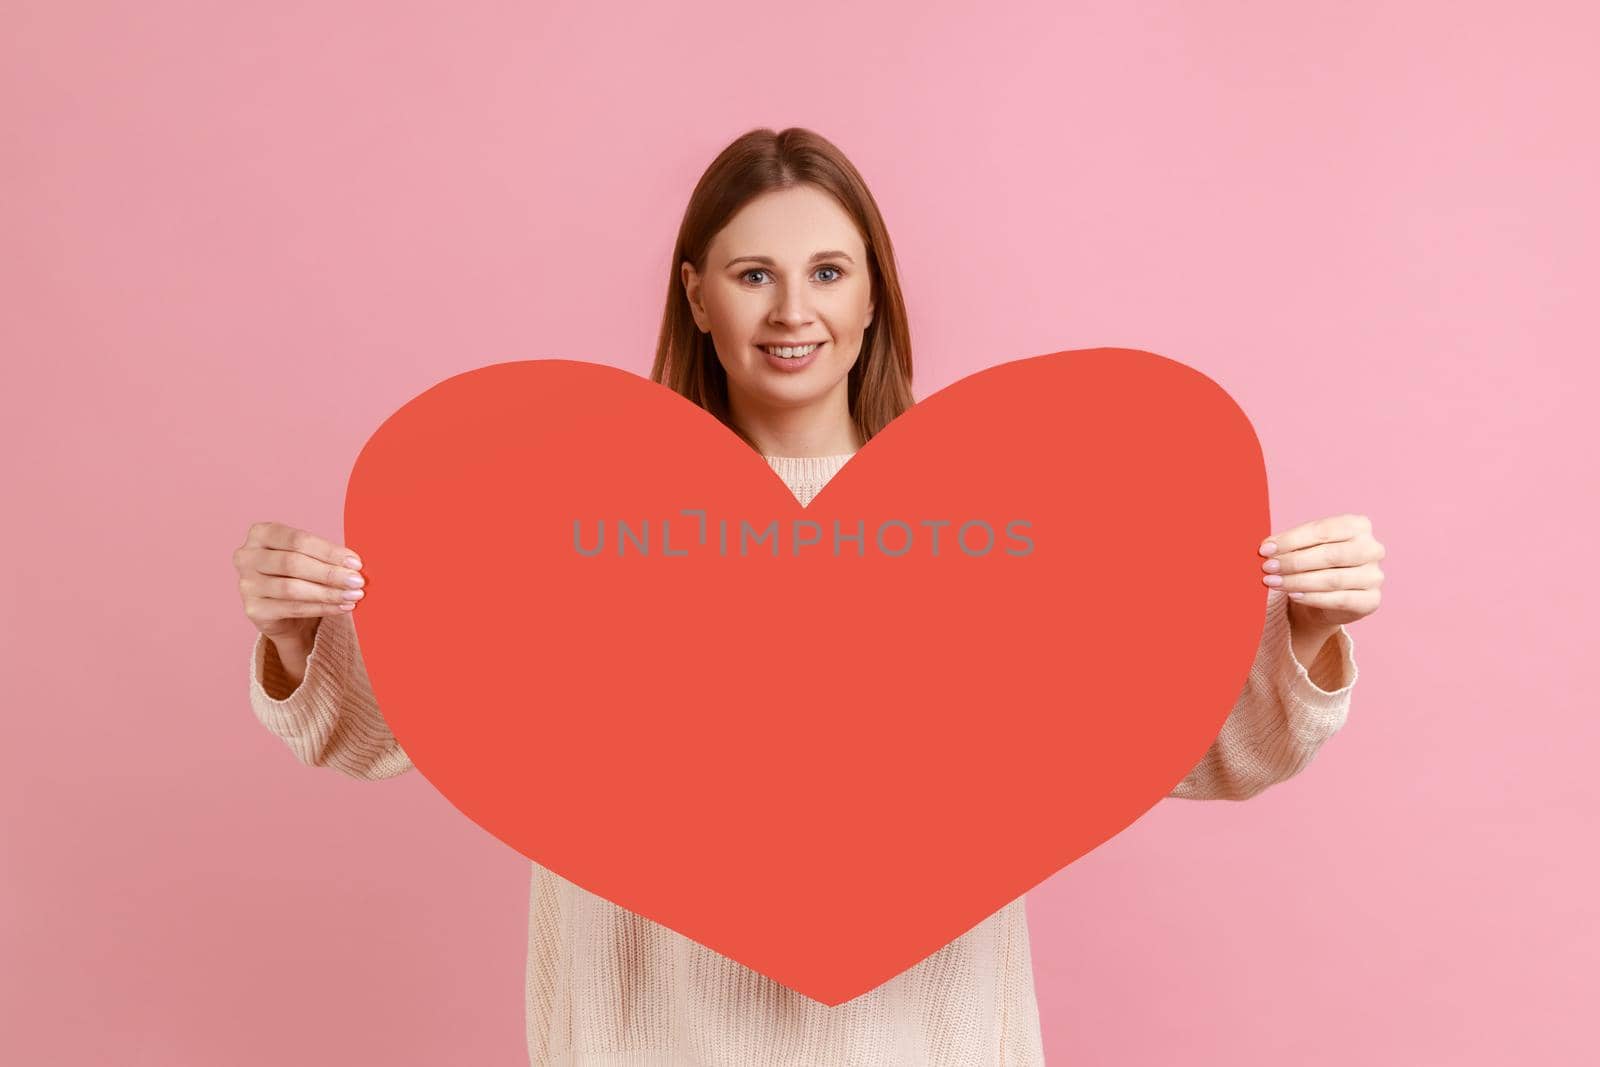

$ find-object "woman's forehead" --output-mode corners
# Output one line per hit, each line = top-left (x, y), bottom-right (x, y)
(713, 187), (865, 258)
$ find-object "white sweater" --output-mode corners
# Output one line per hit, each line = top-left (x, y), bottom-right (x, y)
(248, 451), (1360, 1065)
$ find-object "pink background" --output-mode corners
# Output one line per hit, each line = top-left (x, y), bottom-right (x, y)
(4, 1), (1594, 1063)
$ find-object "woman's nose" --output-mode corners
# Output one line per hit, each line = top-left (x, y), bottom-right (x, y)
(770, 295), (816, 325)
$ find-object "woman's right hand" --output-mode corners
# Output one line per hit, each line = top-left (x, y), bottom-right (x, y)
(235, 521), (366, 648)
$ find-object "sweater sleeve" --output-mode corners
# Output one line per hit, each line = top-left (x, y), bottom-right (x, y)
(248, 610), (414, 781)
(1166, 587), (1359, 801)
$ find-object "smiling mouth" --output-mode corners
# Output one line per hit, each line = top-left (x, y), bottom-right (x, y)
(758, 342), (824, 359)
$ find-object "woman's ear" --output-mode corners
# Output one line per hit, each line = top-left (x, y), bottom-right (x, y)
(681, 261), (705, 330)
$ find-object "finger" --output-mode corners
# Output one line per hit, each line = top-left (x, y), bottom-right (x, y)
(1281, 588), (1380, 613)
(245, 596), (358, 624)
(255, 547), (367, 593)
(247, 521), (362, 570)
(1260, 514), (1370, 557)
(1270, 561), (1384, 594)
(1262, 537), (1374, 576)
(245, 573), (366, 605)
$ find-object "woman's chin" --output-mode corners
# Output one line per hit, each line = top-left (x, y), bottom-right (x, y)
(740, 374), (842, 407)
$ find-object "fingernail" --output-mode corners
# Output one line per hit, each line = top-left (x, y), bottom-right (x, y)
(345, 557), (362, 569)
(1259, 542), (1277, 556)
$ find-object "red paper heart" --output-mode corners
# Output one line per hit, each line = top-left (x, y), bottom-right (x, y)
(344, 347), (1269, 1005)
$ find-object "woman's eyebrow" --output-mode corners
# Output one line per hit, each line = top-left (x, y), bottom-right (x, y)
(725, 250), (855, 268)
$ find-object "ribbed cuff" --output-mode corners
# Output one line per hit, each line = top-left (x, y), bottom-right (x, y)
(1263, 587), (1359, 726)
(248, 611), (356, 738)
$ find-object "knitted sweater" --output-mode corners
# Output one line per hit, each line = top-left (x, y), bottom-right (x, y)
(248, 452), (1360, 1066)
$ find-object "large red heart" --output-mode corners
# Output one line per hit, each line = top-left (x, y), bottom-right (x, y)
(344, 347), (1269, 1005)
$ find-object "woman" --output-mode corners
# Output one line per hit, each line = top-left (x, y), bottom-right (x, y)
(236, 127), (1379, 1065)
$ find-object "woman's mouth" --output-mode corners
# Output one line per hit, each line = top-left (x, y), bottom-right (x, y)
(757, 341), (824, 371)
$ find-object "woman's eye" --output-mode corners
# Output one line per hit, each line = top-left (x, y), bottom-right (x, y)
(740, 266), (844, 285)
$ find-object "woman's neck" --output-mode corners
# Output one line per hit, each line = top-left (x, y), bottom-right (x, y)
(729, 391), (861, 458)
(740, 421), (862, 459)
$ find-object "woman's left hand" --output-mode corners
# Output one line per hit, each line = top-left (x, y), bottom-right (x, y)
(1259, 513), (1386, 631)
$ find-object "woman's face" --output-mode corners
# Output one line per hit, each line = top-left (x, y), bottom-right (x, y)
(682, 185), (875, 426)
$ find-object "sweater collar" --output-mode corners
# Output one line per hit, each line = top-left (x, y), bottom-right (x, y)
(761, 452), (856, 484)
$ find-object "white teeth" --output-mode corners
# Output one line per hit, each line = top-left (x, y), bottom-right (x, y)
(762, 343), (820, 358)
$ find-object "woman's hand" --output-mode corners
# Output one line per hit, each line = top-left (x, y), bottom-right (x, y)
(1259, 513), (1385, 633)
(234, 521), (367, 647)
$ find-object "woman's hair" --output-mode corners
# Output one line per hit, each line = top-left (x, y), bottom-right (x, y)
(650, 127), (915, 454)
